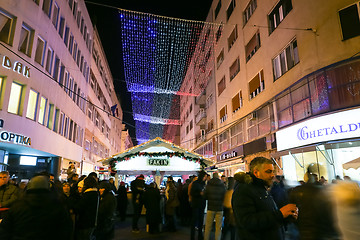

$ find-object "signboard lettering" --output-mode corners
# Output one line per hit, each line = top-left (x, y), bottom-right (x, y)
(0, 131), (31, 146)
(276, 108), (360, 151)
(148, 159), (169, 166)
(1, 55), (31, 78)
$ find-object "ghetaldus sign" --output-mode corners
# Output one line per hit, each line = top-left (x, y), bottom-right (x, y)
(276, 108), (360, 151)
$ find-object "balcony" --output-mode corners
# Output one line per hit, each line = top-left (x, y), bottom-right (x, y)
(195, 108), (207, 126)
(195, 89), (206, 105)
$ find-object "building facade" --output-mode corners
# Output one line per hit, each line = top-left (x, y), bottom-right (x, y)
(181, 0), (360, 181)
(0, 0), (123, 181)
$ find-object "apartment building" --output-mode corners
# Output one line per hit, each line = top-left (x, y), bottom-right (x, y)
(0, 0), (123, 180)
(181, 0), (360, 181)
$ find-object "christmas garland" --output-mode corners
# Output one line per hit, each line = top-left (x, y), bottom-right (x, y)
(109, 151), (206, 172)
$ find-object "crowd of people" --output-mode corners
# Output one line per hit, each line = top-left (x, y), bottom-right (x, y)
(0, 156), (360, 240)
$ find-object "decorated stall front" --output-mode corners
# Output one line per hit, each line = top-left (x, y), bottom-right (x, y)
(101, 137), (212, 177)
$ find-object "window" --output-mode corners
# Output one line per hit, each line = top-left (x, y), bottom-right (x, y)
(45, 46), (54, 74)
(53, 108), (60, 132)
(218, 76), (226, 96)
(47, 103), (54, 129)
(33, 0), (40, 5)
(68, 34), (74, 53)
(190, 120), (193, 130)
(73, 1), (77, 17)
(0, 77), (4, 107)
(273, 39), (299, 80)
(35, 36), (46, 65)
(232, 91), (243, 113)
(217, 49), (224, 68)
(245, 31), (260, 62)
(215, 0), (221, 19)
(216, 24), (223, 42)
(0, 10), (16, 45)
(58, 17), (65, 38)
(64, 26), (69, 46)
(339, 3), (360, 40)
(207, 119), (214, 132)
(53, 55), (60, 82)
(51, 3), (59, 28)
(230, 120), (244, 147)
(20, 156), (37, 166)
(18, 24), (34, 56)
(38, 96), (47, 125)
(249, 69), (265, 99)
(220, 105), (227, 123)
(68, 0), (73, 9)
(206, 94), (214, 109)
(227, 26), (238, 50)
(73, 41), (77, 60)
(8, 82), (23, 115)
(229, 57), (240, 81)
(42, 0), (52, 17)
(269, 0), (293, 34)
(26, 89), (39, 120)
(226, 0), (236, 20)
(243, 0), (257, 25)
(218, 130), (229, 152)
(64, 70), (69, 93)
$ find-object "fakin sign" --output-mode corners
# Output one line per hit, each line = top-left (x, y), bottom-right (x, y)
(276, 108), (360, 151)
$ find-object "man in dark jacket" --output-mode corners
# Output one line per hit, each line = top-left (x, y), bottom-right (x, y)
(130, 174), (146, 233)
(232, 157), (298, 240)
(0, 175), (73, 240)
(0, 171), (18, 208)
(190, 170), (207, 240)
(204, 172), (226, 240)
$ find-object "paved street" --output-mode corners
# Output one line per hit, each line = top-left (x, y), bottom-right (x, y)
(113, 216), (191, 240)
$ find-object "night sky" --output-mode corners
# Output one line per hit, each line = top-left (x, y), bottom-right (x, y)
(86, 0), (212, 145)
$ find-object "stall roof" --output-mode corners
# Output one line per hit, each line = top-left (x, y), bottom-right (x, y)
(100, 137), (214, 166)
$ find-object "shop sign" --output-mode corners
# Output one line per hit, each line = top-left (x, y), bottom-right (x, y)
(148, 158), (169, 166)
(1, 55), (31, 78)
(217, 145), (244, 161)
(0, 131), (31, 146)
(276, 108), (360, 151)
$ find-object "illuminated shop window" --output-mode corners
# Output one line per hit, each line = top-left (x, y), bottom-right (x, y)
(8, 82), (23, 115)
(38, 96), (47, 125)
(26, 89), (39, 120)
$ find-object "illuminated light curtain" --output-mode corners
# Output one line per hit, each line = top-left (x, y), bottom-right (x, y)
(119, 9), (221, 142)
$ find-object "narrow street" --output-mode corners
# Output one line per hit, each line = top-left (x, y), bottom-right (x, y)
(114, 216), (191, 240)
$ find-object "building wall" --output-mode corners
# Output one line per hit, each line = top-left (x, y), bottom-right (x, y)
(0, 0), (123, 179)
(181, 0), (360, 175)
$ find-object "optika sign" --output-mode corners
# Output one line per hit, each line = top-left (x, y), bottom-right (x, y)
(276, 108), (360, 151)
(1, 55), (31, 78)
(297, 124), (359, 140)
(0, 131), (31, 146)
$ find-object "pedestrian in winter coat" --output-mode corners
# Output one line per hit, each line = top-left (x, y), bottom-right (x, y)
(131, 174), (146, 232)
(289, 173), (340, 240)
(204, 172), (226, 240)
(0, 171), (19, 208)
(165, 176), (178, 232)
(95, 181), (117, 240)
(190, 170), (207, 240)
(222, 177), (236, 240)
(0, 176), (73, 240)
(144, 182), (162, 234)
(232, 157), (299, 240)
(74, 176), (100, 240)
(117, 181), (128, 221)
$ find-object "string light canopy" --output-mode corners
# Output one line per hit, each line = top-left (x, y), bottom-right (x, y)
(119, 9), (222, 143)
